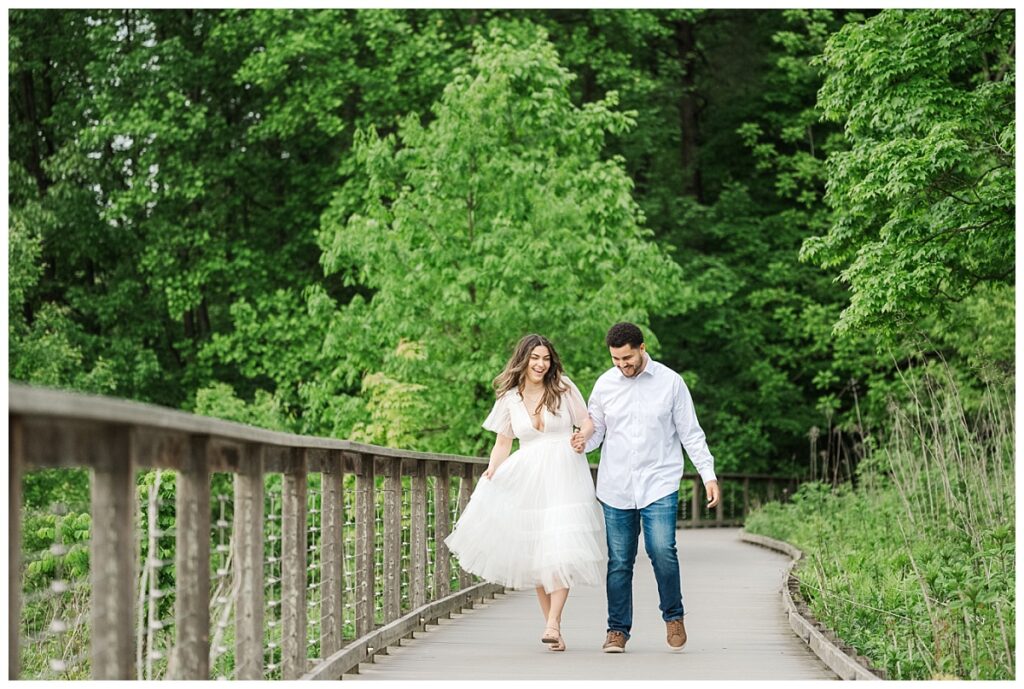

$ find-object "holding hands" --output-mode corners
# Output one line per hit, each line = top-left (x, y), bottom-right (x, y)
(570, 426), (588, 453)
(570, 432), (586, 453)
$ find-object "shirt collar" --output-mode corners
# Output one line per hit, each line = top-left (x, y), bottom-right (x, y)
(638, 353), (657, 377)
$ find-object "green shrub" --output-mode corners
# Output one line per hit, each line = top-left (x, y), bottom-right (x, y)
(747, 373), (1014, 679)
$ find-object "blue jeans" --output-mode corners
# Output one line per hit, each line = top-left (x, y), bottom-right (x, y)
(602, 491), (683, 638)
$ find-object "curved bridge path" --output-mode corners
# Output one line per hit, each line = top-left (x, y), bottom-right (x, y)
(344, 528), (836, 680)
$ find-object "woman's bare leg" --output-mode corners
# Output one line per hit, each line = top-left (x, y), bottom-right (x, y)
(535, 586), (552, 621)
(545, 587), (569, 651)
(547, 587), (569, 628)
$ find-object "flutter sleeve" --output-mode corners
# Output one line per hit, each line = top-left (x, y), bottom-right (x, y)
(482, 394), (515, 438)
(562, 376), (589, 428)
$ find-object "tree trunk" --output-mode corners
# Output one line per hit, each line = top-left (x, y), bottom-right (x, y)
(673, 19), (703, 203)
(199, 297), (211, 337)
(19, 71), (50, 194)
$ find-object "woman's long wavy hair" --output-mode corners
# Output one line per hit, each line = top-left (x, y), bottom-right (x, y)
(493, 334), (568, 415)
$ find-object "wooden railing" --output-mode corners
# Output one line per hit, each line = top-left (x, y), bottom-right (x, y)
(8, 383), (503, 680)
(676, 472), (802, 527)
(9, 383), (801, 680)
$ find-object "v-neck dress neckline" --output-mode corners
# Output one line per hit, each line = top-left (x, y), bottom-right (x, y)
(520, 393), (546, 433)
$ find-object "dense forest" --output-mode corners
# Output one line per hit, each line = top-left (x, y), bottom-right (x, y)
(10, 8), (1013, 472)
(9, 8), (1015, 681)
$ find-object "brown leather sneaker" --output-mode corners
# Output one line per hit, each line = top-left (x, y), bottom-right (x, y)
(602, 630), (627, 653)
(666, 618), (687, 651)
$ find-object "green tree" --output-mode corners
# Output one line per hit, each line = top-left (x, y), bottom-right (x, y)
(8, 11), (121, 394)
(9, 9), (264, 405)
(314, 20), (691, 455)
(804, 9), (1014, 343)
(639, 10), (865, 473)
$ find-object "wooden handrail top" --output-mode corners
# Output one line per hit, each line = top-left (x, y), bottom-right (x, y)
(9, 383), (803, 480)
(681, 473), (802, 482)
(9, 382), (484, 465)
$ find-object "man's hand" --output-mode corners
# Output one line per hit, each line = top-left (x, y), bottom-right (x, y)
(705, 480), (721, 509)
(570, 432), (586, 453)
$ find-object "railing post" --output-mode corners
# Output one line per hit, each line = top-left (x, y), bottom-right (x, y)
(281, 448), (308, 680)
(171, 435), (210, 679)
(690, 480), (701, 528)
(410, 460), (428, 610)
(715, 481), (725, 524)
(233, 444), (264, 680)
(355, 453), (376, 637)
(9, 417), (23, 679)
(457, 463), (473, 590)
(433, 462), (452, 598)
(321, 449), (344, 658)
(383, 457), (402, 623)
(90, 426), (136, 679)
(742, 476), (750, 521)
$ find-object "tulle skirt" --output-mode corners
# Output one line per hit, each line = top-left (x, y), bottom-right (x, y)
(444, 433), (606, 593)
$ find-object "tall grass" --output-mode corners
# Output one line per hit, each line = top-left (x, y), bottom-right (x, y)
(746, 365), (1015, 680)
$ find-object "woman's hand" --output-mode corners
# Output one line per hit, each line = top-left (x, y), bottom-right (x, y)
(484, 434), (513, 480)
(570, 419), (594, 453)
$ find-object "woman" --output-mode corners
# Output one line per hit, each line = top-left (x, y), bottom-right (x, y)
(444, 334), (605, 652)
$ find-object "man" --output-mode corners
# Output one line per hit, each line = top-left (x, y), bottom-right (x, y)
(571, 322), (721, 653)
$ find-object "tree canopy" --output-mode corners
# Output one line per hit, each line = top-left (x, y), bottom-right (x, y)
(8, 8), (1014, 475)
(314, 22), (691, 454)
(805, 9), (1014, 341)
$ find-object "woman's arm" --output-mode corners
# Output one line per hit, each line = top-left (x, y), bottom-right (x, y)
(483, 433), (514, 479)
(579, 416), (595, 443)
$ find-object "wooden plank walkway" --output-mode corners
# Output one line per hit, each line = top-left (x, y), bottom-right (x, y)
(344, 528), (836, 680)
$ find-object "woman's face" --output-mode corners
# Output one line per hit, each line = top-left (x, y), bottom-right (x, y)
(525, 345), (551, 385)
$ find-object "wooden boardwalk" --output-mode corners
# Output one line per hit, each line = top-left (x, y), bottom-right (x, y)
(344, 528), (836, 680)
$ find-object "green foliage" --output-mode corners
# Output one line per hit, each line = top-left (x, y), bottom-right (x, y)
(23, 511), (92, 585)
(747, 370), (1015, 679)
(317, 19), (690, 454)
(18, 469), (93, 679)
(650, 10), (873, 472)
(804, 9), (1014, 342)
(9, 6), (1014, 512)
(193, 381), (290, 431)
(8, 166), (118, 393)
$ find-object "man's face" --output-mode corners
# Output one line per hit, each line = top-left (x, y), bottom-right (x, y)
(609, 343), (646, 378)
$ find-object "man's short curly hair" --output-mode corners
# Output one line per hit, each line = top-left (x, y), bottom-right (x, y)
(605, 322), (644, 348)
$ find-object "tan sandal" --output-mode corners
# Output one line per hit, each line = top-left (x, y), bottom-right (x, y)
(549, 633), (566, 652)
(541, 624), (560, 644)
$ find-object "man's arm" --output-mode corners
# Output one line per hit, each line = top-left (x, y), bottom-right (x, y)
(582, 386), (606, 454)
(672, 376), (720, 507)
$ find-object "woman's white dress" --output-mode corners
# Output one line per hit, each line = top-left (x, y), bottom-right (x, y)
(444, 377), (605, 593)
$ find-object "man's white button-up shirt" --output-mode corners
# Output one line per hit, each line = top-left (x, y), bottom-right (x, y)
(585, 354), (717, 510)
